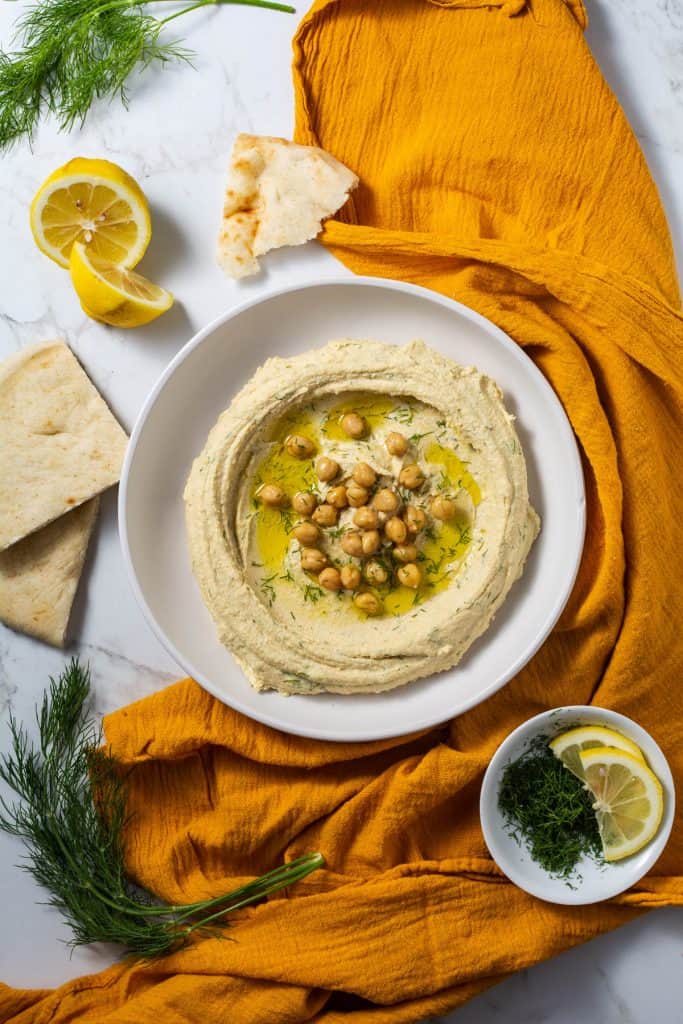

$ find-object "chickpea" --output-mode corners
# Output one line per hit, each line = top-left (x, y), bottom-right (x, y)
(397, 563), (422, 589)
(319, 567), (342, 591)
(404, 505), (427, 534)
(372, 488), (400, 514)
(392, 543), (418, 563)
(340, 564), (362, 590)
(327, 485), (349, 509)
(384, 516), (408, 544)
(364, 560), (389, 585)
(385, 431), (408, 456)
(284, 434), (315, 459)
(354, 592), (384, 616)
(341, 531), (364, 557)
(312, 503), (339, 527)
(352, 462), (377, 488)
(354, 505), (380, 530)
(316, 456), (340, 482)
(341, 412), (367, 439)
(361, 530), (381, 556)
(292, 491), (317, 517)
(346, 482), (369, 507)
(431, 495), (457, 521)
(259, 483), (288, 508)
(398, 464), (425, 491)
(292, 521), (320, 546)
(301, 548), (328, 573)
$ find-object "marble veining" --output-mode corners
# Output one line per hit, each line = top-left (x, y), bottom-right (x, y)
(0, 1), (681, 1018)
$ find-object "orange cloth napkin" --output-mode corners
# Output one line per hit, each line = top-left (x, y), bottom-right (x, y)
(2, 0), (682, 1020)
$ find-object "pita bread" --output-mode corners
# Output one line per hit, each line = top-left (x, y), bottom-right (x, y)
(0, 498), (98, 647)
(0, 341), (128, 550)
(217, 134), (359, 278)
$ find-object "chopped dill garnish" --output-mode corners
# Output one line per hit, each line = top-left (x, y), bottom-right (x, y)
(303, 583), (324, 603)
(277, 507), (295, 533)
(326, 524), (349, 540)
(259, 572), (278, 606)
(498, 737), (603, 882)
(387, 405), (414, 425)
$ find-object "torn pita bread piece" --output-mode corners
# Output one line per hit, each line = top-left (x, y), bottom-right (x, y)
(0, 498), (98, 647)
(0, 341), (128, 551)
(217, 134), (359, 279)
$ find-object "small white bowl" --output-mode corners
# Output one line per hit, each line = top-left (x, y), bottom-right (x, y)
(480, 706), (675, 905)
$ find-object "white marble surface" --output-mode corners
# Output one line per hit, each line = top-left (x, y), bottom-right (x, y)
(0, 0), (681, 1019)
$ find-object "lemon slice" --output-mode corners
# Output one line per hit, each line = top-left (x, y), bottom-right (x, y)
(549, 725), (644, 780)
(31, 157), (151, 269)
(70, 243), (173, 328)
(579, 746), (663, 861)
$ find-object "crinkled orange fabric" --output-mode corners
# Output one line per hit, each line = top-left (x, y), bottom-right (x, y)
(2, 1), (682, 1021)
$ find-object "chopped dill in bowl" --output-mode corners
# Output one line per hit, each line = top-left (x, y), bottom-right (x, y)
(498, 736), (603, 882)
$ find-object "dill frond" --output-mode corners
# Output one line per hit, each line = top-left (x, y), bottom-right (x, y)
(0, 659), (323, 958)
(0, 0), (295, 149)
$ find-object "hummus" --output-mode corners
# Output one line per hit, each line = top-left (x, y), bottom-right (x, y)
(184, 339), (540, 695)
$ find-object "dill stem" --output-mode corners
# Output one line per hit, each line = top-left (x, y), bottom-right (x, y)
(69, 0), (294, 25)
(170, 854), (324, 923)
(159, 0), (217, 27)
(159, 0), (295, 23)
(82, 853), (324, 921)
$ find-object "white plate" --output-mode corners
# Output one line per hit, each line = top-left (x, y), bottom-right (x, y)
(119, 277), (585, 742)
(479, 707), (676, 904)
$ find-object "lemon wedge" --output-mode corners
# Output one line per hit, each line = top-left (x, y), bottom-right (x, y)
(70, 243), (173, 328)
(31, 157), (151, 269)
(549, 725), (644, 780)
(578, 746), (663, 861)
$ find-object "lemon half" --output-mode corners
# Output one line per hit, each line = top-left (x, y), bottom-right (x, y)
(549, 725), (644, 781)
(31, 157), (151, 269)
(70, 243), (173, 328)
(579, 746), (664, 862)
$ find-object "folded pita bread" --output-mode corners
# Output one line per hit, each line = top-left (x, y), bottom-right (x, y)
(0, 341), (128, 550)
(217, 134), (359, 278)
(0, 498), (98, 647)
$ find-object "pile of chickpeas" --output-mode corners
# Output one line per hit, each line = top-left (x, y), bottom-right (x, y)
(257, 411), (458, 617)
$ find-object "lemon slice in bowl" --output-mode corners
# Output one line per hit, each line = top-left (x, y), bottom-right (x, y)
(31, 157), (151, 269)
(70, 243), (173, 328)
(549, 725), (644, 780)
(578, 746), (663, 862)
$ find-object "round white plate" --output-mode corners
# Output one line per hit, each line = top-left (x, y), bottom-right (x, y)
(480, 707), (675, 904)
(119, 277), (585, 742)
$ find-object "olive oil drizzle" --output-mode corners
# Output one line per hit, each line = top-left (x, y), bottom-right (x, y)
(249, 395), (479, 618)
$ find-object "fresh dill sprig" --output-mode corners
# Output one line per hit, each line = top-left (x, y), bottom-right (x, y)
(0, 659), (323, 957)
(0, 0), (295, 149)
(498, 736), (602, 882)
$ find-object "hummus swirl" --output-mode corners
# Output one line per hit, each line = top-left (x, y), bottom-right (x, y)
(184, 339), (540, 695)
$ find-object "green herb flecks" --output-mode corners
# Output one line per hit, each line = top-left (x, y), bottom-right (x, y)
(259, 572), (278, 606)
(326, 524), (349, 540)
(408, 430), (433, 446)
(303, 583), (324, 603)
(0, 0), (294, 149)
(277, 507), (295, 534)
(498, 737), (602, 882)
(0, 660), (324, 957)
(387, 405), (414, 425)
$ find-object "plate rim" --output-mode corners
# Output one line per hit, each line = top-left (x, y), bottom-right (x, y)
(119, 274), (586, 742)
